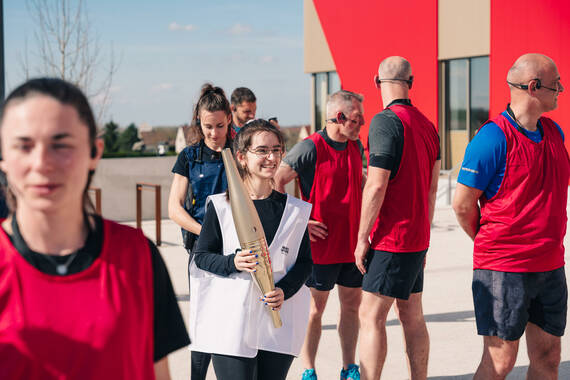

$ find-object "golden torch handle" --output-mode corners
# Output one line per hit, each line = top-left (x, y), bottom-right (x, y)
(221, 148), (282, 328)
(243, 240), (283, 328)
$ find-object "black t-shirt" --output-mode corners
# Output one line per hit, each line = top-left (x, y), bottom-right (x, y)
(5, 215), (190, 362)
(193, 190), (312, 300)
(368, 99), (440, 179)
(283, 129), (365, 200)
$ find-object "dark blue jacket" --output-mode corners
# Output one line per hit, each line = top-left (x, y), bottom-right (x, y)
(182, 141), (228, 248)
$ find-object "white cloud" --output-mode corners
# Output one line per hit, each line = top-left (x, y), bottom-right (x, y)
(228, 23), (252, 35)
(169, 22), (197, 31)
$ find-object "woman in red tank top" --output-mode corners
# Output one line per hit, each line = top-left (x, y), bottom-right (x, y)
(0, 78), (185, 380)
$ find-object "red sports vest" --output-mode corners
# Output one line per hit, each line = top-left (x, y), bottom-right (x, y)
(303, 132), (362, 264)
(474, 114), (570, 272)
(370, 104), (439, 252)
(0, 220), (155, 380)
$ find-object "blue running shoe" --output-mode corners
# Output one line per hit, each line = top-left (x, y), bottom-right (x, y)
(302, 368), (317, 380)
(340, 364), (360, 380)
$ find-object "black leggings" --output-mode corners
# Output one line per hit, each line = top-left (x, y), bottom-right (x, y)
(191, 351), (211, 380)
(211, 350), (294, 380)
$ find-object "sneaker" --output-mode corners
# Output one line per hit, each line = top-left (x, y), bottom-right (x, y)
(340, 364), (360, 380)
(302, 368), (317, 380)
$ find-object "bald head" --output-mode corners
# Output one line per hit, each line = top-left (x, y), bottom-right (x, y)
(507, 53), (557, 85)
(378, 56), (412, 80)
(507, 53), (563, 114)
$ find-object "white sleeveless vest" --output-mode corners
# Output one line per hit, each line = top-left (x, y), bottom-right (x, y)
(189, 193), (312, 357)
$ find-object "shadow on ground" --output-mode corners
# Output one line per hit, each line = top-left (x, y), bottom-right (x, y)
(322, 310), (475, 330)
(428, 360), (570, 379)
(156, 240), (179, 247)
(387, 310), (475, 326)
(431, 223), (459, 232)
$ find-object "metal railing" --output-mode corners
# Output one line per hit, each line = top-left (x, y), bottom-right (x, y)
(438, 163), (461, 205)
(136, 183), (161, 246)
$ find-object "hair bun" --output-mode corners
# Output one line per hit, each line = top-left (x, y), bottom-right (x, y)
(199, 83), (212, 93)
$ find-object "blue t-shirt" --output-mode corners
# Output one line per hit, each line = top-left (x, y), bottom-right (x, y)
(457, 111), (564, 199)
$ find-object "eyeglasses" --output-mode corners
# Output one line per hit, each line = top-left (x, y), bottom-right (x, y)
(545, 79), (564, 92)
(507, 78), (564, 93)
(248, 147), (283, 158)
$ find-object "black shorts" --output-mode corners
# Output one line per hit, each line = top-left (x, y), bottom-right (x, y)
(472, 267), (568, 341)
(362, 249), (427, 300)
(305, 262), (363, 291)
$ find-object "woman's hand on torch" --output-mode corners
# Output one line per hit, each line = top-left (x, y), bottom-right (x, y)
(261, 287), (285, 310)
(234, 249), (258, 272)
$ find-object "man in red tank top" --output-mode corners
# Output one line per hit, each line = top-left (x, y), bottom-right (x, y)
(276, 90), (364, 380)
(453, 53), (569, 380)
(355, 56), (441, 380)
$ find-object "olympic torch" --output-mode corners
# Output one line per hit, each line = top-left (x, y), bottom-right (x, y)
(221, 148), (282, 328)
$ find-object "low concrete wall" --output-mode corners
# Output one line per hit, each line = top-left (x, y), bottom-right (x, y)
(91, 156), (176, 222)
(90, 156), (301, 222)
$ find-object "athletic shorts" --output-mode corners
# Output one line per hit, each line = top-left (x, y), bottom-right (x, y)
(362, 249), (427, 300)
(472, 267), (567, 341)
(305, 262), (363, 291)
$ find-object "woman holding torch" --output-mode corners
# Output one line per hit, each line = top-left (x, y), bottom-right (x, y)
(190, 120), (312, 380)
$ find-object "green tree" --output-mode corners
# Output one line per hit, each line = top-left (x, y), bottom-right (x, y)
(102, 121), (119, 153)
(116, 123), (140, 152)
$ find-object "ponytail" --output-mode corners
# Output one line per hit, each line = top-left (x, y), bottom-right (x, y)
(187, 83), (232, 145)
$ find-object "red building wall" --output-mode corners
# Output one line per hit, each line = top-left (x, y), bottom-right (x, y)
(313, 0), (438, 149)
(490, 0), (570, 151)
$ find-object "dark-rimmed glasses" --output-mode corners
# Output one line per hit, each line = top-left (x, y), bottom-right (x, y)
(248, 147), (283, 158)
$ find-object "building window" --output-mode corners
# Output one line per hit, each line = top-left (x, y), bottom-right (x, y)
(313, 71), (341, 131)
(315, 73), (327, 131)
(470, 56), (490, 138)
(447, 59), (468, 131)
(444, 56), (489, 136)
(328, 72), (341, 94)
(441, 56), (489, 169)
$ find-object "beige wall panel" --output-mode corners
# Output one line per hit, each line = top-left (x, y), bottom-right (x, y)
(450, 130), (469, 168)
(439, 0), (490, 60)
(304, 0), (336, 73)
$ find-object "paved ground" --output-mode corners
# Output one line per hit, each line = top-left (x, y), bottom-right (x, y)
(131, 188), (570, 379)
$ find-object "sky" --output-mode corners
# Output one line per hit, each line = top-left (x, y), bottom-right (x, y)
(3, 0), (310, 127)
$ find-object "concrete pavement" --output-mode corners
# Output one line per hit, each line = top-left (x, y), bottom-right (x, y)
(131, 194), (570, 379)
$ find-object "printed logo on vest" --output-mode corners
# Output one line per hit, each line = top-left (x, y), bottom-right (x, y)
(281, 246), (289, 255)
